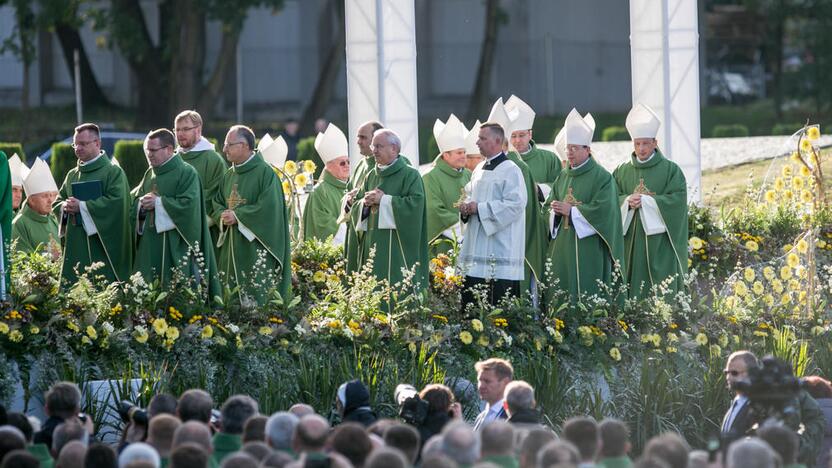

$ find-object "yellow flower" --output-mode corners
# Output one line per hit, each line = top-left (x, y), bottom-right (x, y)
(328, 320), (342, 329)
(763, 266), (775, 281)
(609, 347), (622, 361)
(471, 319), (484, 332)
(408, 342), (417, 353)
(790, 151), (802, 163)
(152, 318), (168, 335)
(695, 333), (708, 346)
(787, 253), (801, 268)
(29, 326), (39, 335)
(800, 165), (812, 177)
(796, 240), (809, 254)
(134, 327), (149, 344)
(753, 330), (769, 338)
(792, 176), (805, 190)
(781, 293), (791, 305)
(553, 330), (563, 344)
(774, 178), (785, 191)
(763, 294), (775, 306)
(282, 181), (291, 194)
(651, 334), (662, 347)
(784, 189), (794, 201)
(764, 190), (776, 204)
(752, 281), (764, 295)
(86, 326), (97, 340)
(812, 325), (825, 336)
(719, 334), (729, 347)
(733, 281), (748, 297)
(432, 314), (448, 324)
(201, 325), (213, 339)
(807, 126), (821, 141)
(478, 335), (490, 347)
(66, 321), (79, 333)
(258, 326), (272, 336)
(9, 330), (23, 343)
(236, 335), (243, 349)
(689, 237), (704, 250)
(819, 240), (828, 249)
(801, 190), (814, 204)
(165, 326), (180, 341)
(743, 267), (755, 282)
(283, 160), (298, 176)
(0, 322), (8, 334)
(459, 331), (473, 345)
(555, 318), (565, 330)
(312, 271), (326, 282)
(745, 240), (759, 252)
(801, 138), (813, 152)
(294, 173), (309, 187)
(303, 160), (317, 174)
(81, 336), (92, 345)
(789, 279), (800, 291)
(782, 165), (793, 178)
(772, 279), (784, 294)
(709, 344), (722, 356)
(780, 265), (793, 280)
(328, 274), (339, 283)
(783, 244), (793, 253)
(666, 346), (677, 353)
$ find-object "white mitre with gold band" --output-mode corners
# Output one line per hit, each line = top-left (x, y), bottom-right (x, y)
(433, 114), (467, 153)
(8, 154), (28, 187)
(23, 158), (57, 196)
(315, 123), (349, 164)
(505, 95), (535, 132)
(626, 103), (661, 140)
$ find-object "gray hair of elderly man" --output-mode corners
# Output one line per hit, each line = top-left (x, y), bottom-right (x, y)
(726, 437), (778, 468)
(265, 411), (299, 450)
(118, 442), (161, 468)
(373, 129), (402, 151)
(504, 380), (535, 415)
(440, 421), (480, 465)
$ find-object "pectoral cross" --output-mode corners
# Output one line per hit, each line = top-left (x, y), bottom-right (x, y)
(452, 187), (468, 208)
(562, 187), (582, 230)
(633, 178), (655, 196)
(227, 184), (247, 210)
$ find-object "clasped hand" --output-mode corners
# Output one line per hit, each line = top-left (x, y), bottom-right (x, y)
(628, 193), (642, 209)
(550, 200), (572, 216)
(140, 193), (156, 212)
(363, 189), (385, 207)
(458, 201), (478, 216)
(221, 210), (237, 226)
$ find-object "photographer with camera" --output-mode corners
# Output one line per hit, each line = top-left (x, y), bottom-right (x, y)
(33, 381), (93, 451)
(395, 383), (461, 449)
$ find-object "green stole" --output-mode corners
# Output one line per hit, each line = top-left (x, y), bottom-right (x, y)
(302, 169), (347, 242)
(350, 156), (429, 294)
(613, 150), (688, 299)
(545, 156), (624, 306)
(516, 140), (563, 186)
(132, 154), (222, 302)
(12, 202), (59, 254)
(58, 153), (133, 284)
(212, 152), (292, 305)
(344, 155), (376, 274)
(506, 152), (548, 287)
(422, 155), (471, 257)
(180, 148), (228, 249)
(0, 153), (12, 292)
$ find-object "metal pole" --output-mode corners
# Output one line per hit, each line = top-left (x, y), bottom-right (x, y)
(74, 49), (82, 124)
(236, 41), (243, 122)
(375, 0), (385, 123)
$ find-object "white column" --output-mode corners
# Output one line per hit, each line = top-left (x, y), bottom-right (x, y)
(630, 0), (702, 202)
(345, 0), (420, 167)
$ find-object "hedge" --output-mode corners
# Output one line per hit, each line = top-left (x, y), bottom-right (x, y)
(50, 143), (75, 185)
(601, 126), (630, 142)
(550, 126), (562, 143)
(711, 124), (749, 138)
(771, 123), (803, 136)
(426, 135), (439, 161)
(0, 143), (25, 161)
(297, 136), (323, 178)
(113, 140), (148, 188)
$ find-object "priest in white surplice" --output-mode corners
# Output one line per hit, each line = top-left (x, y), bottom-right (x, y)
(457, 122), (527, 311)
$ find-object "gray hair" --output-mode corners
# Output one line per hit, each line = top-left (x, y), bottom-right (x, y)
(53, 421), (88, 455)
(504, 380), (535, 415)
(726, 437), (778, 468)
(229, 125), (256, 152)
(440, 421), (480, 465)
(265, 411), (299, 450)
(220, 395), (259, 434)
(373, 129), (402, 152)
(118, 442), (161, 468)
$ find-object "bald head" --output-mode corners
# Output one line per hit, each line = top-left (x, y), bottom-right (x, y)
(292, 414), (330, 454)
(288, 403), (315, 418)
(173, 421), (213, 453)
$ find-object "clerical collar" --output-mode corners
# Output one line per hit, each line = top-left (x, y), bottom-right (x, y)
(178, 136), (214, 154)
(234, 152), (256, 168)
(570, 157), (591, 170)
(378, 156), (398, 171)
(519, 146), (533, 155)
(636, 150), (656, 164)
(80, 151), (105, 166)
(483, 152), (508, 171)
(156, 154), (176, 168)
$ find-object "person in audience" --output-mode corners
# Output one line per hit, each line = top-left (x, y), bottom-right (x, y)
(418, 384), (459, 446)
(686, 450), (708, 468)
(504, 381), (541, 428)
(117, 442), (159, 468)
(241, 441), (272, 462)
(536, 440), (580, 467)
(633, 457), (671, 468)
(336, 380), (377, 427)
(480, 420), (517, 467)
(474, 358), (514, 430)
(367, 418), (397, 438)
(242, 415), (267, 443)
(288, 404), (316, 418)
(366, 447), (409, 468)
(441, 421), (481, 466)
(757, 425), (801, 468)
(212, 395), (258, 465)
(260, 451), (293, 468)
(84, 443), (117, 468)
(172, 421), (213, 455)
(177, 390), (213, 425)
(1, 449), (40, 468)
(51, 422), (87, 459)
(34, 382), (92, 451)
(803, 375), (832, 468)
(597, 418), (633, 468)
(148, 394), (178, 419)
(0, 426), (26, 463)
(518, 429), (556, 468)
(421, 453), (459, 468)
(55, 440), (86, 468)
(561, 416), (600, 466)
(292, 414), (330, 457)
(169, 443), (209, 468)
(330, 422), (373, 467)
(219, 451), (258, 468)
(146, 414), (181, 464)
(383, 423), (421, 465)
(7, 412), (53, 467)
(265, 411), (299, 456)
(642, 433), (689, 468)
(725, 437), (777, 468)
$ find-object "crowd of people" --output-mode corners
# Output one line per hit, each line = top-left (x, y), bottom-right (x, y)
(2, 352), (832, 468)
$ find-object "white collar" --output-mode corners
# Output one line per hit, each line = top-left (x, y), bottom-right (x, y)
(155, 154), (176, 168)
(519, 146), (533, 155)
(635, 150), (656, 164)
(378, 156), (398, 170)
(178, 136), (215, 153)
(487, 399), (504, 414)
(486, 151), (504, 162)
(80, 151), (105, 166)
(233, 152), (256, 168)
(570, 157), (591, 170)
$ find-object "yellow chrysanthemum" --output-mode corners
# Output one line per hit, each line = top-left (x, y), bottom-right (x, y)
(281, 180), (291, 195)
(312, 271), (326, 282)
(774, 177), (785, 191)
(408, 342), (417, 353)
(801, 189), (814, 204)
(819, 240), (828, 249)
(782, 165), (793, 178)
(733, 281), (748, 297)
(303, 160), (317, 174)
(784, 190), (794, 201)
(796, 240), (808, 254)
(763, 294), (775, 306)
(478, 335), (490, 347)
(609, 347), (622, 361)
(801, 138), (813, 152)
(294, 173), (309, 187)
(459, 331), (473, 344)
(201, 325), (213, 339)
(792, 176), (805, 190)
(471, 319), (484, 332)
(790, 151), (802, 163)
(780, 266), (793, 280)
(772, 279), (784, 294)
(807, 126), (821, 140)
(80, 335), (91, 345)
(666, 346), (677, 353)
(800, 165), (812, 177)
(743, 267), (755, 282)
(165, 326), (179, 341)
(134, 328), (149, 344)
(781, 293), (791, 305)
(29, 326), (39, 335)
(259, 326), (272, 336)
(689, 237), (704, 250)
(152, 318), (168, 335)
(694, 333), (707, 346)
(763, 266), (775, 281)
(789, 279), (800, 292)
(764, 191), (776, 204)
(752, 281), (764, 295)
(787, 252), (801, 268)
(86, 326), (97, 340)
(283, 160), (298, 176)
(0, 322), (8, 334)
(783, 244), (793, 253)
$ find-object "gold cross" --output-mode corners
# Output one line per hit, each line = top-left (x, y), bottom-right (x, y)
(562, 187), (582, 230)
(633, 178), (654, 196)
(47, 233), (62, 260)
(452, 187), (467, 208)
(227, 184), (247, 210)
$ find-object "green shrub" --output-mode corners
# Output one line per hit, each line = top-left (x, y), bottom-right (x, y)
(206, 137), (222, 154)
(771, 123), (802, 135)
(602, 126), (630, 142)
(50, 143), (76, 185)
(426, 135), (439, 161)
(0, 143), (25, 161)
(711, 124), (749, 138)
(113, 140), (148, 188)
(296, 136), (323, 178)
(551, 126), (562, 143)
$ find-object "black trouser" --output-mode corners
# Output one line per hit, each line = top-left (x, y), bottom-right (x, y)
(460, 276), (521, 313)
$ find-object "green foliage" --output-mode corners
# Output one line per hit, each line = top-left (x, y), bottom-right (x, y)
(113, 140), (148, 188)
(0, 142), (25, 161)
(772, 123), (803, 135)
(50, 143), (75, 185)
(601, 126), (630, 142)
(712, 124), (749, 138)
(550, 126), (562, 143)
(427, 135), (439, 161)
(296, 136), (323, 179)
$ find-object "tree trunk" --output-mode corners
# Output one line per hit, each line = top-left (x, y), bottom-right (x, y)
(467, 0), (501, 121)
(54, 23), (111, 108)
(168, 0), (206, 115)
(196, 27), (242, 122)
(299, 0), (345, 136)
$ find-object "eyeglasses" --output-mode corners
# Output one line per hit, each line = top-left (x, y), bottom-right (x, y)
(71, 139), (98, 149)
(146, 146), (170, 154)
(337, 160), (349, 167)
(723, 370), (741, 376)
(175, 125), (198, 133)
(223, 141), (245, 149)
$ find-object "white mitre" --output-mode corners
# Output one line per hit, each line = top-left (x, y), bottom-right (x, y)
(465, 120), (482, 155)
(505, 95), (535, 132)
(625, 103), (661, 139)
(553, 127), (567, 160)
(433, 114), (467, 153)
(314, 123), (349, 164)
(260, 134), (288, 168)
(8, 154), (28, 187)
(564, 108), (596, 147)
(486, 98), (513, 135)
(23, 158), (57, 196)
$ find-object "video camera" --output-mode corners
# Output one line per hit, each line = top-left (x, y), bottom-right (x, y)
(733, 355), (803, 428)
(395, 384), (429, 426)
(117, 401), (148, 426)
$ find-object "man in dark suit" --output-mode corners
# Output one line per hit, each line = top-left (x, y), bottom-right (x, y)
(721, 350), (758, 445)
(473, 358), (513, 430)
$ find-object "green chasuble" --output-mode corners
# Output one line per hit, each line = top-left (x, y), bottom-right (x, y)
(180, 147), (228, 248)
(506, 153), (548, 286)
(516, 141), (562, 186)
(422, 155), (471, 257)
(132, 154), (222, 302)
(303, 170), (347, 242)
(546, 156), (624, 306)
(12, 203), (59, 254)
(211, 152), (292, 305)
(58, 153), (133, 284)
(613, 150), (688, 299)
(344, 155), (376, 274)
(350, 156), (429, 293)
(0, 152), (11, 292)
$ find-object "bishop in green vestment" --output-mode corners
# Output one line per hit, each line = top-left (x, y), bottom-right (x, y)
(344, 121), (384, 273)
(349, 130), (428, 295)
(12, 158), (59, 256)
(132, 129), (222, 302)
(212, 125), (292, 306)
(175, 110), (228, 248)
(505, 95), (563, 191)
(546, 110), (624, 306)
(57, 124), (133, 285)
(303, 123), (350, 243)
(614, 103), (688, 299)
(0, 152), (13, 295)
